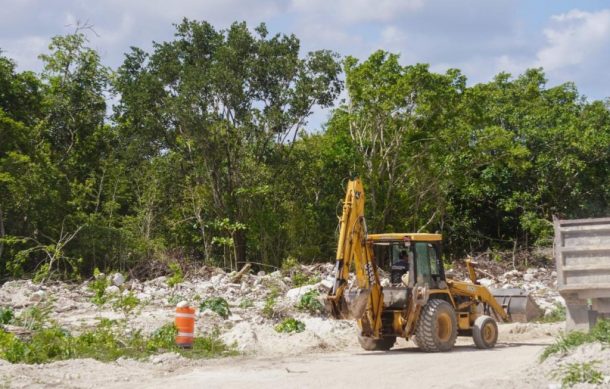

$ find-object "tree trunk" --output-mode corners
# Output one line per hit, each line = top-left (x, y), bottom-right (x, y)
(234, 229), (247, 269)
(0, 206), (5, 260)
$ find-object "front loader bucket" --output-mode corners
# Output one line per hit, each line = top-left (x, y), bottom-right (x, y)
(324, 288), (371, 320)
(489, 288), (543, 322)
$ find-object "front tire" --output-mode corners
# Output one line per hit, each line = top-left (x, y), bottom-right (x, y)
(472, 315), (498, 349)
(415, 299), (458, 352)
(357, 334), (396, 351)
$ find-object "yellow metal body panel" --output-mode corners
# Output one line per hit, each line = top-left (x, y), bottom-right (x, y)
(325, 179), (384, 338)
(447, 279), (509, 322)
(368, 233), (442, 242)
(325, 178), (510, 345)
(458, 312), (470, 330)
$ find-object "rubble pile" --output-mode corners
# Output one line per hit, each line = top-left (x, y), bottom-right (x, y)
(0, 255), (564, 358)
(448, 258), (563, 317)
(0, 263), (354, 356)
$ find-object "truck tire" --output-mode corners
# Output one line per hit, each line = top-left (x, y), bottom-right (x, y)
(357, 334), (396, 351)
(414, 299), (458, 352)
(472, 315), (498, 349)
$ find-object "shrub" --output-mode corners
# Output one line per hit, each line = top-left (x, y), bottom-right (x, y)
(292, 273), (320, 288)
(168, 294), (186, 306)
(281, 256), (320, 287)
(274, 318), (305, 333)
(112, 292), (141, 318)
(262, 288), (279, 319)
(88, 268), (110, 305)
(0, 308), (14, 325)
(146, 323), (177, 352)
(281, 256), (299, 275)
(553, 361), (603, 387)
(239, 298), (253, 309)
(541, 319), (610, 361)
(0, 320), (237, 364)
(199, 297), (231, 319)
(15, 301), (54, 331)
(537, 303), (566, 323)
(0, 330), (26, 363)
(188, 331), (237, 359)
(295, 290), (323, 314)
(167, 262), (184, 287)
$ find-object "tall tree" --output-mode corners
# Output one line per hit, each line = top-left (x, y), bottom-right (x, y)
(114, 20), (341, 267)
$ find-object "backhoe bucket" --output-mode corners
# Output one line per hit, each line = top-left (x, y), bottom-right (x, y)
(324, 288), (371, 320)
(490, 288), (543, 322)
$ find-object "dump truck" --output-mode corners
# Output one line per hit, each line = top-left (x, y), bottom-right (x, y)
(554, 216), (610, 331)
(324, 178), (537, 352)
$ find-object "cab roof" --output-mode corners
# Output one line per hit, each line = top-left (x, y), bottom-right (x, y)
(367, 233), (442, 242)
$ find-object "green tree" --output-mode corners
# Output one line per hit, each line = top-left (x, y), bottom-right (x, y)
(114, 20), (341, 267)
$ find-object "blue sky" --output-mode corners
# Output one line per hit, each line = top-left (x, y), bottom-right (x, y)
(1, 0), (609, 129)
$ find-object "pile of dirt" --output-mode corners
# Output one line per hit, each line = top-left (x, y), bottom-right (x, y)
(522, 342), (610, 387)
(0, 257), (576, 388)
(0, 254), (564, 348)
(0, 263), (356, 356)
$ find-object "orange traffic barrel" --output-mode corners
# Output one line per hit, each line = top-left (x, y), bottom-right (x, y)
(175, 306), (195, 348)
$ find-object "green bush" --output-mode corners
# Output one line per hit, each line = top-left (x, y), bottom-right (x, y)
(239, 298), (253, 309)
(167, 262), (184, 287)
(112, 292), (141, 318)
(0, 308), (14, 325)
(189, 331), (237, 358)
(88, 269), (111, 305)
(14, 301), (54, 331)
(281, 257), (299, 275)
(295, 290), (323, 314)
(0, 320), (236, 364)
(537, 303), (566, 323)
(541, 319), (610, 361)
(274, 318), (305, 333)
(199, 297), (231, 319)
(146, 323), (178, 352)
(168, 294), (186, 306)
(262, 288), (279, 319)
(553, 361), (603, 388)
(0, 331), (26, 363)
(292, 273), (320, 288)
(281, 257), (320, 287)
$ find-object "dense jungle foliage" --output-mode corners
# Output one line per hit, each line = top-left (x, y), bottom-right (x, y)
(1, 20), (609, 278)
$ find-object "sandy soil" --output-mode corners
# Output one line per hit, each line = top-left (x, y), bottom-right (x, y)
(0, 323), (564, 389)
(0, 263), (591, 388)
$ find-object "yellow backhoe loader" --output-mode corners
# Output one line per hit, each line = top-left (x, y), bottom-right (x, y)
(324, 178), (538, 352)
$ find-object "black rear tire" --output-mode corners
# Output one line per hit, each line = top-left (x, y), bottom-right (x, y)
(414, 299), (458, 352)
(357, 334), (396, 351)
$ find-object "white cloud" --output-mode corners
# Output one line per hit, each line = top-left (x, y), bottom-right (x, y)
(2, 1), (610, 104)
(536, 9), (610, 72)
(291, 0), (423, 23)
(0, 35), (48, 70)
(102, 0), (284, 26)
(380, 26), (407, 45)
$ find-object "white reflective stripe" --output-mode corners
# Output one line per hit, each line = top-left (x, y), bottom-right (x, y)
(175, 313), (196, 319)
(177, 332), (194, 338)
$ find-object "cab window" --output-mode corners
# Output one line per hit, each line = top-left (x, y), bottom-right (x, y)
(414, 242), (431, 285)
(429, 243), (439, 276)
(414, 242), (443, 287)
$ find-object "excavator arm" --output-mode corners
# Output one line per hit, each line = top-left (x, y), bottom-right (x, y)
(447, 259), (509, 322)
(324, 179), (384, 338)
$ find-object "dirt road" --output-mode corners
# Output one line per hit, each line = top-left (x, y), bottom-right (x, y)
(0, 324), (560, 388)
(138, 337), (553, 389)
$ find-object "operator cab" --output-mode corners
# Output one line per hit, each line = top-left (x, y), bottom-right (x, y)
(369, 233), (445, 289)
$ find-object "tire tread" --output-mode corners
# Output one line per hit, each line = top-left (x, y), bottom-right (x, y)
(414, 299), (458, 352)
